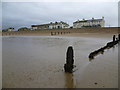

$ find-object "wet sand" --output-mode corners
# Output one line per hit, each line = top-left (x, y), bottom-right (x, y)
(0, 36), (2, 89)
(2, 33), (118, 88)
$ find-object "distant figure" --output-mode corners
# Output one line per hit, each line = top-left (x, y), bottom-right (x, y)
(64, 46), (74, 73)
(113, 35), (115, 42)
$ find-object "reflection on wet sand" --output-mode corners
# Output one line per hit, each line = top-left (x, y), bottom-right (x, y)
(64, 73), (75, 88)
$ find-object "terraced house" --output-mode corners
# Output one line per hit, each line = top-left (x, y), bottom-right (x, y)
(73, 17), (105, 28)
(31, 21), (69, 30)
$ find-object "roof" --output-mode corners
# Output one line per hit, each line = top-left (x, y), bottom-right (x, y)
(31, 24), (50, 27)
(31, 21), (69, 27)
(87, 19), (103, 22)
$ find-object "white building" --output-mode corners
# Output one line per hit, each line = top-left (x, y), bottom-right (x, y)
(31, 21), (69, 30)
(2, 27), (14, 32)
(8, 27), (14, 31)
(73, 17), (105, 28)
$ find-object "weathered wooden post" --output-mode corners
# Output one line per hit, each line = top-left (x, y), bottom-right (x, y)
(118, 34), (120, 41)
(51, 32), (53, 35)
(64, 46), (74, 73)
(113, 35), (115, 42)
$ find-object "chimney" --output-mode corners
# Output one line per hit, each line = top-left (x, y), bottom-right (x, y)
(102, 16), (104, 19)
(83, 18), (85, 21)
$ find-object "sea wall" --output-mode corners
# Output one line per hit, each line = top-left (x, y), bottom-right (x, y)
(2, 27), (120, 36)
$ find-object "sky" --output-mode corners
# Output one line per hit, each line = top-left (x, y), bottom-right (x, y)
(2, 1), (119, 30)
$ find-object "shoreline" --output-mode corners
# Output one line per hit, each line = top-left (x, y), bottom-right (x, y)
(1, 27), (119, 36)
(1, 33), (118, 38)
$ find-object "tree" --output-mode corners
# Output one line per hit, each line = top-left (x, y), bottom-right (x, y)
(18, 27), (30, 31)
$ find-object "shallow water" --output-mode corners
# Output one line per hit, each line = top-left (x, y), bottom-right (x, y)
(2, 36), (118, 88)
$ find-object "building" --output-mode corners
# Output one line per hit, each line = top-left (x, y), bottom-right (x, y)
(18, 27), (30, 31)
(73, 17), (105, 28)
(31, 21), (69, 30)
(2, 27), (14, 32)
(8, 27), (14, 31)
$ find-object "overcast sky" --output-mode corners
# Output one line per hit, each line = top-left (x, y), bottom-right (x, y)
(2, 2), (118, 30)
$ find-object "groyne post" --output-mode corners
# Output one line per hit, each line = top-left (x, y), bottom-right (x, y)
(64, 46), (74, 73)
(118, 34), (120, 41)
(113, 35), (115, 42)
(51, 32), (53, 35)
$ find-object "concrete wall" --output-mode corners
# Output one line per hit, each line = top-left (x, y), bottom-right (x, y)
(2, 27), (120, 36)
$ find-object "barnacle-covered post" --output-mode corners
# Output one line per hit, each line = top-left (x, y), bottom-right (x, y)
(118, 34), (120, 41)
(64, 46), (74, 73)
(51, 32), (53, 35)
(113, 35), (115, 42)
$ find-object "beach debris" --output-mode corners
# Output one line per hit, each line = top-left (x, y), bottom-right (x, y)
(64, 46), (74, 73)
(94, 82), (98, 85)
(89, 35), (119, 60)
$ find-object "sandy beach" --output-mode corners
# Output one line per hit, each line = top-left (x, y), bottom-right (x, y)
(0, 35), (2, 89)
(2, 0), (119, 88)
(2, 32), (118, 88)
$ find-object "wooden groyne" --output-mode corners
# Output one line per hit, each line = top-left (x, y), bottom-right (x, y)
(89, 34), (120, 60)
(51, 32), (70, 36)
(2, 30), (71, 36)
(64, 46), (74, 73)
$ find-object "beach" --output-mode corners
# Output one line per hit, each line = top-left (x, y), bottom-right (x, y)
(2, 32), (118, 88)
